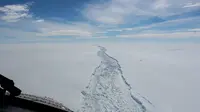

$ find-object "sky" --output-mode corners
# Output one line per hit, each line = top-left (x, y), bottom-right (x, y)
(0, 0), (200, 43)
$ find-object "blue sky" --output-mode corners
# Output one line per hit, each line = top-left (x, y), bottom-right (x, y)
(0, 0), (200, 43)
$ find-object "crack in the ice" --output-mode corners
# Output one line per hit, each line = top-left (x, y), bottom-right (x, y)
(80, 46), (154, 112)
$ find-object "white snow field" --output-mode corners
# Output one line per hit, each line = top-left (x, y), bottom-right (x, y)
(0, 43), (200, 112)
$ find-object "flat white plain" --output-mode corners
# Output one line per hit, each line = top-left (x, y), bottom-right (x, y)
(0, 43), (200, 112)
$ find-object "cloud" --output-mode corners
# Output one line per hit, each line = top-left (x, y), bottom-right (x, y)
(37, 29), (93, 37)
(35, 19), (44, 23)
(0, 1), (199, 42)
(0, 3), (32, 22)
(105, 16), (200, 33)
(36, 21), (101, 37)
(0, 18), (102, 40)
(107, 29), (124, 32)
(83, 3), (125, 24)
(0, 27), (42, 43)
(153, 0), (170, 10)
(83, 0), (200, 24)
(117, 30), (200, 38)
(0, 12), (199, 42)
(134, 17), (200, 31)
(83, 0), (154, 24)
(0, 2), (102, 38)
(1, 16), (199, 42)
(183, 2), (200, 8)
(188, 28), (200, 31)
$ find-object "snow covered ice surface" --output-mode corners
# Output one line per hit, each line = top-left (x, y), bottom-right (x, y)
(79, 46), (154, 112)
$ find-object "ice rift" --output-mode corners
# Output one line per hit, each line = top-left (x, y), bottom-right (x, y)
(79, 46), (154, 112)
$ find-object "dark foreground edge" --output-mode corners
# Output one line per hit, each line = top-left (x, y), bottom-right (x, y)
(0, 74), (73, 112)
(0, 94), (73, 112)
(1, 93), (73, 112)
